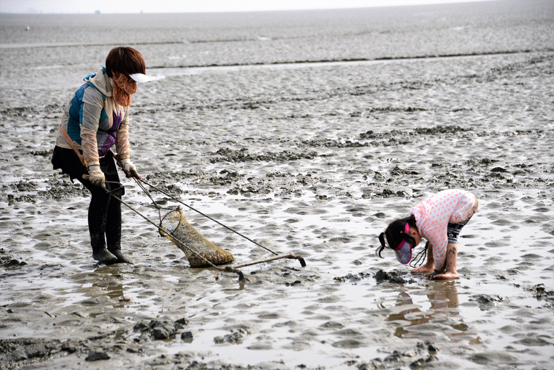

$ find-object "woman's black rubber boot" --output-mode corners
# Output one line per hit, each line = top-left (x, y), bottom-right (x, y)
(108, 247), (133, 264)
(92, 247), (119, 265)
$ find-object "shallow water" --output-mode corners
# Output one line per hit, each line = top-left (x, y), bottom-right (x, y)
(1, 2), (554, 369)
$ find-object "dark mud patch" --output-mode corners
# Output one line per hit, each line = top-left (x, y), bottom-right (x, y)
(85, 351), (111, 361)
(334, 272), (372, 283)
(471, 294), (507, 309)
(527, 283), (554, 302)
(356, 340), (440, 370)
(372, 188), (411, 199)
(147, 358), (268, 370)
(0, 248), (27, 268)
(0, 104), (61, 117)
(301, 138), (371, 148)
(134, 318), (189, 340)
(374, 270), (415, 285)
(350, 106), (429, 117)
(210, 148), (319, 163)
(214, 328), (250, 344)
(209, 169), (242, 186)
(0, 317), (190, 369)
(0, 338), (72, 368)
(358, 125), (470, 141)
(3, 178), (87, 204)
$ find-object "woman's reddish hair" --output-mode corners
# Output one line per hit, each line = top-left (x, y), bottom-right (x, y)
(105, 46), (146, 78)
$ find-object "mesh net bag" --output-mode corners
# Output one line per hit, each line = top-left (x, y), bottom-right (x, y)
(160, 208), (234, 267)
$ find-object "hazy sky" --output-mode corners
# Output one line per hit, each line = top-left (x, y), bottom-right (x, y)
(0, 0), (492, 14)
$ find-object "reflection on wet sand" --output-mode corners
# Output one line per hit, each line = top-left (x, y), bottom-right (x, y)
(386, 281), (482, 347)
(93, 276), (127, 311)
(74, 266), (128, 316)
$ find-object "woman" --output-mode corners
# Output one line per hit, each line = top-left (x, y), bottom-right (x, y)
(52, 46), (150, 265)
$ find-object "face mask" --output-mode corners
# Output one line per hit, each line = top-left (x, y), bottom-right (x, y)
(112, 73), (137, 106)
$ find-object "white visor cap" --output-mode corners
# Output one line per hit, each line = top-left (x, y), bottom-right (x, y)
(129, 73), (156, 83)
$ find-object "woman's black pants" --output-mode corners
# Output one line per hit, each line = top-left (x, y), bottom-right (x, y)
(52, 146), (124, 254)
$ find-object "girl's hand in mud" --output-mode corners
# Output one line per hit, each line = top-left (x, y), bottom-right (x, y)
(424, 268), (442, 279)
(411, 265), (434, 274)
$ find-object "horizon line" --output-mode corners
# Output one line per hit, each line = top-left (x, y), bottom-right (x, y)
(0, 0), (497, 15)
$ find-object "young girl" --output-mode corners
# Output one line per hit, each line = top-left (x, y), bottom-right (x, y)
(377, 189), (478, 279)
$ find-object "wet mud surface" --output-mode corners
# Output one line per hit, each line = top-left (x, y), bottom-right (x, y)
(1, 1), (554, 369)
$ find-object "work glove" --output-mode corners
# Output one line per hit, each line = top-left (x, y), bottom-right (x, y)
(87, 165), (106, 188)
(120, 159), (141, 179)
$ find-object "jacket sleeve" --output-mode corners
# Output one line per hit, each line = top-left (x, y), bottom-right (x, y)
(80, 87), (105, 166)
(431, 234), (448, 271)
(115, 107), (130, 160)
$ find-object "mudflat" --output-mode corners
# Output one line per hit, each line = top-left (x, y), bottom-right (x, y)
(1, 1), (554, 369)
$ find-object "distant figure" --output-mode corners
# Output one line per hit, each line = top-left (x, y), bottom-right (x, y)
(376, 189), (478, 279)
(51, 47), (153, 265)
(25, 26), (30, 31)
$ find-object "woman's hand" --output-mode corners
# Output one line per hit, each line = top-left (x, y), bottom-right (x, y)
(120, 159), (141, 179)
(85, 165), (106, 188)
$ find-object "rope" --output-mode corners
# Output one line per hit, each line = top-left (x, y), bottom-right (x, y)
(133, 178), (163, 224)
(134, 178), (279, 256)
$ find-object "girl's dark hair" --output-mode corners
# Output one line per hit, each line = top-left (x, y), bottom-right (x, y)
(376, 215), (417, 258)
(105, 47), (146, 78)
